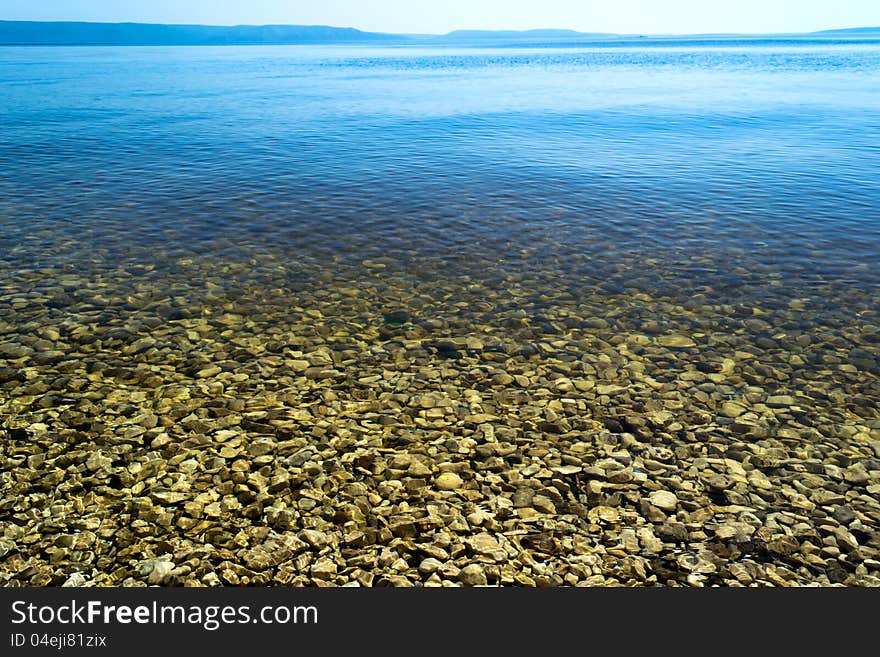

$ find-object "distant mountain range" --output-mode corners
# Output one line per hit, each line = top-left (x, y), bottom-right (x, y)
(0, 20), (879, 46)
(813, 26), (880, 35)
(0, 21), (398, 45)
(440, 29), (615, 40)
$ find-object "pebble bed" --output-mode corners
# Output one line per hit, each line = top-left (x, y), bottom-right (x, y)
(1, 236), (879, 588)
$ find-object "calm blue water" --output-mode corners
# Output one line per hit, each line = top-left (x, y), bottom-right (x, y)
(1, 41), (879, 303)
(3, 41), (880, 590)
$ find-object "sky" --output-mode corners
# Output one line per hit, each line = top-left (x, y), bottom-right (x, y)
(0, 1), (877, 35)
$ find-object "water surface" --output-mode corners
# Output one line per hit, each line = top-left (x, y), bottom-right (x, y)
(1, 42), (878, 283)
(1, 39), (880, 588)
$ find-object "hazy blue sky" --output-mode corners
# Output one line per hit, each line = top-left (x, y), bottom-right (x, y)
(0, 1), (877, 34)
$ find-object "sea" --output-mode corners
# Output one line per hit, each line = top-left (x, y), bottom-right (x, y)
(0, 38), (878, 402)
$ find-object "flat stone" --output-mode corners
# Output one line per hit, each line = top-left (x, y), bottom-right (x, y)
(464, 414), (500, 423)
(435, 472), (463, 491)
(300, 529), (329, 549)
(311, 559), (337, 580)
(532, 495), (556, 514)
(408, 461), (433, 477)
(590, 506), (620, 523)
(845, 464), (870, 485)
(458, 564), (488, 586)
(832, 506), (857, 525)
(62, 572), (90, 587)
(468, 533), (505, 560)
(676, 551), (717, 574)
(85, 453), (112, 472)
(151, 491), (189, 504)
(657, 522), (689, 542)
(714, 522), (755, 542)
(649, 490), (679, 512)
(656, 335), (696, 348)
(247, 437), (276, 457)
(720, 401), (748, 418)
(607, 469), (634, 484)
(196, 365), (222, 378)
(811, 489), (846, 506)
(418, 558), (444, 575)
(139, 559), (174, 585)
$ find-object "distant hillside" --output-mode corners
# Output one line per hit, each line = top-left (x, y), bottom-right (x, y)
(425, 29), (620, 46)
(813, 26), (880, 35)
(0, 20), (399, 45)
(441, 29), (614, 40)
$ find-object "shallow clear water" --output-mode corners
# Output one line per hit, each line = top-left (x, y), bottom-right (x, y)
(1, 40), (880, 588)
(2, 41), (880, 405)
